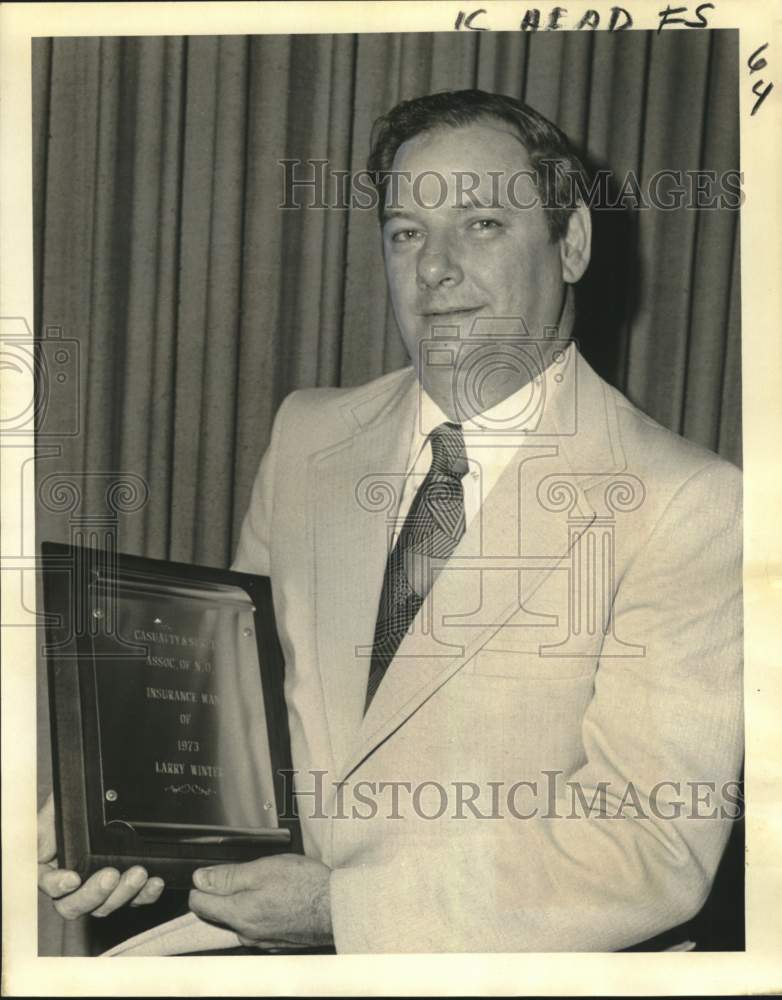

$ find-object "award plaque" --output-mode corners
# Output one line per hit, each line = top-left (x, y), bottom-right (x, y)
(42, 542), (301, 889)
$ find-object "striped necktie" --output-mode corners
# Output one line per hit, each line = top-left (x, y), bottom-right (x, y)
(365, 421), (468, 711)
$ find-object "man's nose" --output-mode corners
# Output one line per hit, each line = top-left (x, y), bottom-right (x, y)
(416, 245), (463, 289)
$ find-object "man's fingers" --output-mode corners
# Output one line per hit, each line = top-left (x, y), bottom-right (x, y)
(53, 868), (121, 920)
(37, 793), (166, 917)
(40, 862), (165, 915)
(91, 866), (152, 917)
(38, 864), (81, 899)
(129, 876), (166, 907)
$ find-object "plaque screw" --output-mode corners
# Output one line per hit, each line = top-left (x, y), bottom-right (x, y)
(105, 789), (118, 802)
(243, 627), (253, 637)
(263, 801), (273, 810)
(92, 608), (104, 620)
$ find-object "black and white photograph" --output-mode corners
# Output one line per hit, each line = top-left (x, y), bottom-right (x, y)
(1, 1), (780, 995)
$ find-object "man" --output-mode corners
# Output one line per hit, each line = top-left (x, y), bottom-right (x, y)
(39, 90), (743, 953)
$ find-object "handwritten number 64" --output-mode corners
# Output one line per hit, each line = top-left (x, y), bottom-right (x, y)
(748, 43), (773, 117)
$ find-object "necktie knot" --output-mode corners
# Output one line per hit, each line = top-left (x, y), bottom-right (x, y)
(429, 422), (468, 479)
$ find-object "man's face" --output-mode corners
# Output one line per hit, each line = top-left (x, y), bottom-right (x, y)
(382, 119), (575, 409)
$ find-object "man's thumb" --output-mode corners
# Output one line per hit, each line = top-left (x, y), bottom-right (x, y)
(193, 856), (270, 894)
(193, 866), (222, 892)
(192, 862), (249, 894)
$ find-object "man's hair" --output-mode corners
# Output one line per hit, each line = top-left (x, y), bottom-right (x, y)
(367, 89), (589, 242)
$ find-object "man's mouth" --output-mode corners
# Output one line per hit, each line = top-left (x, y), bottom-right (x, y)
(419, 305), (485, 320)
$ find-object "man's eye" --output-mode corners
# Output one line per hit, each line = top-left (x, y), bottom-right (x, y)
(390, 229), (422, 243)
(470, 219), (501, 232)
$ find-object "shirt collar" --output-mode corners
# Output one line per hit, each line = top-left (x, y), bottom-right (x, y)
(413, 289), (576, 468)
(414, 354), (567, 475)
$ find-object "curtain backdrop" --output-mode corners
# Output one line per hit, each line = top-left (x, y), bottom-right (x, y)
(33, 30), (741, 955)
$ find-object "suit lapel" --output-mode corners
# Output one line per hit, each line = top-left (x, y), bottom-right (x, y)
(308, 370), (418, 771)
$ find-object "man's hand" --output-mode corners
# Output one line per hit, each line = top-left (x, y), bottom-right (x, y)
(188, 854), (333, 949)
(37, 794), (165, 919)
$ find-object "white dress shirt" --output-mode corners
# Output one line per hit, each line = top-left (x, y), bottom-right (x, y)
(392, 341), (572, 546)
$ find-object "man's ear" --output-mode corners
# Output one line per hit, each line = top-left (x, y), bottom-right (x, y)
(559, 201), (591, 284)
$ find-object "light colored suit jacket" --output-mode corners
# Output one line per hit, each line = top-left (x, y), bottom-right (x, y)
(232, 345), (743, 953)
